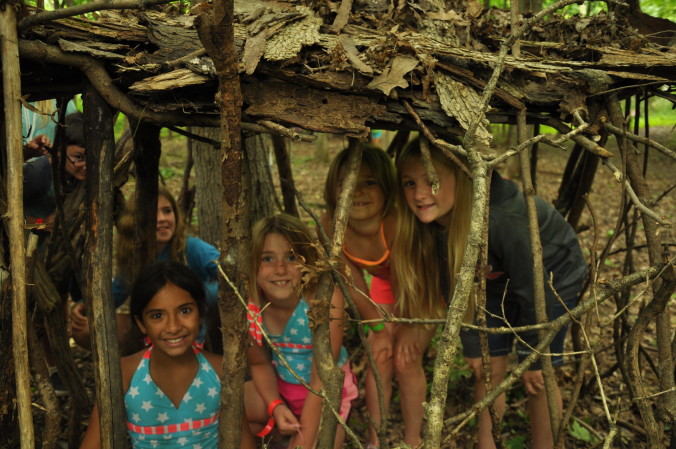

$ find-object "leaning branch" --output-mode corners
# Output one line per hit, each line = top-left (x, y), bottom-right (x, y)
(400, 99), (471, 179)
(18, 0), (174, 31)
(602, 160), (671, 227)
(603, 122), (676, 161)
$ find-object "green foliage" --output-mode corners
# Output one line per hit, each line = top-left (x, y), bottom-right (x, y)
(568, 417), (599, 443)
(505, 434), (527, 449)
(159, 166), (176, 179)
(641, 0), (676, 22)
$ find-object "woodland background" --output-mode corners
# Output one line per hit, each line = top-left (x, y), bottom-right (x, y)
(0, 0), (674, 448)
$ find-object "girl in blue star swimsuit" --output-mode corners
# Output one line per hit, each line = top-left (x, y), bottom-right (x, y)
(80, 261), (255, 449)
(244, 214), (357, 449)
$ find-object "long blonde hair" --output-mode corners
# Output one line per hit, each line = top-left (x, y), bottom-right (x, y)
(116, 187), (188, 284)
(249, 214), (320, 306)
(393, 138), (474, 320)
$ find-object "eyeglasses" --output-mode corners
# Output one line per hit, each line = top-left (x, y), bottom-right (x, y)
(66, 153), (86, 165)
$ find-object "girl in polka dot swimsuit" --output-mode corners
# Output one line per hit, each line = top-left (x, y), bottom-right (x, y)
(79, 261), (255, 449)
(244, 214), (357, 449)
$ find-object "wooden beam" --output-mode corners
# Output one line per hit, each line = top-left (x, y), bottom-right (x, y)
(83, 83), (126, 449)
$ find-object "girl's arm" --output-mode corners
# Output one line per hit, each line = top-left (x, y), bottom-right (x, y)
(246, 340), (299, 434)
(79, 405), (100, 449)
(80, 353), (139, 449)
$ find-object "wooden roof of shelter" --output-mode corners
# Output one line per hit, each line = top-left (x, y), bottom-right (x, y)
(12, 0), (676, 144)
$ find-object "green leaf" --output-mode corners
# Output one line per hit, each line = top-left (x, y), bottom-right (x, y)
(505, 435), (527, 449)
(569, 419), (593, 442)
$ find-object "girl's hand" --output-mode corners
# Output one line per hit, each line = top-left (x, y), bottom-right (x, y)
(273, 405), (300, 436)
(394, 326), (423, 369)
(26, 134), (51, 154)
(70, 302), (89, 332)
(521, 369), (546, 396)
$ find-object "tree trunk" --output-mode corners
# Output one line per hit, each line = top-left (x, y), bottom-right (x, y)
(82, 83), (126, 449)
(193, 126), (223, 246)
(272, 135), (299, 218)
(245, 133), (279, 224)
(132, 121), (161, 271)
(195, 1), (249, 446)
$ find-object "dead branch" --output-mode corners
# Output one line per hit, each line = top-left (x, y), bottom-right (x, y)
(257, 120), (317, 142)
(400, 99), (472, 178)
(1, 6), (35, 447)
(602, 159), (670, 226)
(418, 137), (440, 194)
(165, 125), (219, 148)
(488, 111), (590, 167)
(517, 109), (562, 440)
(544, 117), (615, 158)
(603, 121), (676, 161)
(164, 48), (207, 69)
(18, 0), (174, 31)
(296, 183), (388, 449)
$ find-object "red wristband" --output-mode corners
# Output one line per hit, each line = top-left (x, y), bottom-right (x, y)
(256, 417), (275, 437)
(267, 399), (285, 416)
(256, 399), (286, 438)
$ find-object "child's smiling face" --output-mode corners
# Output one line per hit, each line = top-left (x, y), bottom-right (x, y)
(135, 282), (200, 357)
(257, 233), (302, 304)
(338, 164), (386, 222)
(156, 195), (176, 249)
(400, 156), (457, 227)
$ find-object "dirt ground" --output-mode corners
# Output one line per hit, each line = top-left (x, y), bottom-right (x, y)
(35, 125), (674, 448)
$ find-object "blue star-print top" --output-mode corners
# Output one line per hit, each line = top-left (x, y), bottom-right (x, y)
(267, 299), (348, 384)
(124, 347), (220, 448)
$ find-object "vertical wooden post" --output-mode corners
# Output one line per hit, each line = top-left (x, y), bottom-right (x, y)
(311, 138), (363, 447)
(83, 84), (126, 449)
(132, 120), (161, 271)
(1, 4), (34, 448)
(272, 135), (300, 218)
(517, 109), (561, 440)
(195, 1), (248, 445)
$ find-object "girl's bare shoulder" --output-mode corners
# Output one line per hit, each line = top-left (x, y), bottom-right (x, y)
(202, 351), (224, 377)
(121, 350), (145, 392)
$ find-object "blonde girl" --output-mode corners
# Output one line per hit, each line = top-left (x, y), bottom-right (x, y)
(321, 144), (409, 448)
(395, 138), (586, 449)
(245, 214), (357, 449)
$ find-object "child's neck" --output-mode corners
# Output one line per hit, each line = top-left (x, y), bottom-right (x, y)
(266, 292), (301, 311)
(347, 214), (382, 237)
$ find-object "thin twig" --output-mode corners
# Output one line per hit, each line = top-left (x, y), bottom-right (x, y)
(400, 99), (472, 179)
(18, 0), (174, 30)
(603, 121), (676, 161)
(257, 120), (317, 142)
(602, 159), (670, 226)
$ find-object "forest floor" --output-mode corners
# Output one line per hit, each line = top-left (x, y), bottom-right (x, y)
(36, 126), (675, 448)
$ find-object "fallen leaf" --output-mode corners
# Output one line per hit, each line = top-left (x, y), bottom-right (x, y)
(467, 0), (483, 18)
(366, 55), (419, 96)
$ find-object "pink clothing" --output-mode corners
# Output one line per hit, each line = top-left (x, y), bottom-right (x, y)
(369, 275), (395, 305)
(276, 363), (358, 423)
